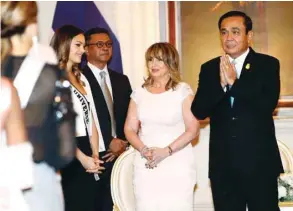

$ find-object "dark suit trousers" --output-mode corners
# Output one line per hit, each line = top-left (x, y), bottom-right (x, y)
(94, 151), (116, 211)
(210, 171), (280, 211)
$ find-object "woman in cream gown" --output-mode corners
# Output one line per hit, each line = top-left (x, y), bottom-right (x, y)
(124, 42), (200, 211)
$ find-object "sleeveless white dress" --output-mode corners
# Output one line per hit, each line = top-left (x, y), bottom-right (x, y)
(131, 82), (197, 211)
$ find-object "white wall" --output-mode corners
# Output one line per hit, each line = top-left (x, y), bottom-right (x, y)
(36, 1), (55, 45)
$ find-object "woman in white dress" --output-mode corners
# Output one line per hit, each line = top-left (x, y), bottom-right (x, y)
(124, 42), (200, 211)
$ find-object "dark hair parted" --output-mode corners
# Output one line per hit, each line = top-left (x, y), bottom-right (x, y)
(1, 1), (38, 61)
(50, 25), (84, 85)
(84, 27), (111, 45)
(143, 42), (181, 91)
(218, 11), (253, 34)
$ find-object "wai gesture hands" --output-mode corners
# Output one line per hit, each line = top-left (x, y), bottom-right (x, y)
(220, 55), (237, 87)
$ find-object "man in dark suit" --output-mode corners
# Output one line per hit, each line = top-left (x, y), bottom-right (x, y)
(83, 27), (132, 211)
(191, 11), (283, 211)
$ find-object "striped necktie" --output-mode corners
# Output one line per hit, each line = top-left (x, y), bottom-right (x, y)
(100, 71), (116, 137)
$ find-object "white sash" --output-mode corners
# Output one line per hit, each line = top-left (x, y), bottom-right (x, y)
(13, 43), (57, 109)
(80, 74), (106, 152)
(71, 86), (92, 136)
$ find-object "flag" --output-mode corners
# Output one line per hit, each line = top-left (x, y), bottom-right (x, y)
(52, 1), (123, 73)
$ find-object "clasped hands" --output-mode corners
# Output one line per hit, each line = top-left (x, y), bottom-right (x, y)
(84, 138), (128, 174)
(220, 55), (237, 88)
(81, 154), (104, 174)
(140, 146), (170, 169)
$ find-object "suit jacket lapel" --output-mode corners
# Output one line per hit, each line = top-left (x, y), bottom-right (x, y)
(108, 69), (117, 106)
(233, 47), (255, 108)
(239, 47), (255, 79)
(82, 65), (112, 147)
(109, 69), (122, 126)
(83, 65), (106, 106)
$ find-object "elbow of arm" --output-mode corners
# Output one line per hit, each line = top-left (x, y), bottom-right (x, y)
(124, 126), (133, 141)
(192, 127), (200, 141)
(191, 102), (210, 120)
(186, 122), (200, 141)
(124, 125), (139, 145)
(124, 125), (129, 140)
(193, 112), (208, 121)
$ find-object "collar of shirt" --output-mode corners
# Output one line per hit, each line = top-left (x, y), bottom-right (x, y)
(228, 48), (250, 78)
(87, 62), (109, 85)
(86, 62), (115, 145)
(87, 61), (113, 100)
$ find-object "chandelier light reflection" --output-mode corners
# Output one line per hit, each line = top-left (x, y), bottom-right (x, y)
(211, 1), (264, 11)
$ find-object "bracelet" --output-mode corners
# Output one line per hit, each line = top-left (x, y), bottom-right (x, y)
(167, 146), (173, 156)
(140, 145), (148, 158)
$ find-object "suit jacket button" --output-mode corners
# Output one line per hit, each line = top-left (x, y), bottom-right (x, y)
(232, 117), (238, 120)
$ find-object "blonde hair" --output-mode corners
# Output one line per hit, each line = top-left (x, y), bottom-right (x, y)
(143, 42), (181, 90)
(1, 1), (37, 62)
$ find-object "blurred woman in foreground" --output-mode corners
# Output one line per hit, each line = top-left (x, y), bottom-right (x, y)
(1, 2), (76, 211)
(0, 77), (32, 211)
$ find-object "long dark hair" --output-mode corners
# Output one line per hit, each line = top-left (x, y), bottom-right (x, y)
(50, 25), (84, 84)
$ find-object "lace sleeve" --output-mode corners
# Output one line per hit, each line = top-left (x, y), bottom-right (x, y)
(130, 89), (138, 103)
(181, 82), (194, 101)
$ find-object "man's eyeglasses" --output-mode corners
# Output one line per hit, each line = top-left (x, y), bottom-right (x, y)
(87, 41), (113, 48)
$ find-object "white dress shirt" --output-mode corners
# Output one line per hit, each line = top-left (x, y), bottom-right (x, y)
(228, 48), (250, 79)
(84, 62), (116, 152)
(87, 62), (113, 100)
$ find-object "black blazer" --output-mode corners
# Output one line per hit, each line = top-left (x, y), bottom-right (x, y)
(82, 65), (132, 149)
(191, 48), (284, 178)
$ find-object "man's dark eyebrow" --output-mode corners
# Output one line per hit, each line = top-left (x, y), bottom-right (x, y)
(92, 40), (111, 42)
(231, 27), (240, 31)
(220, 27), (240, 31)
